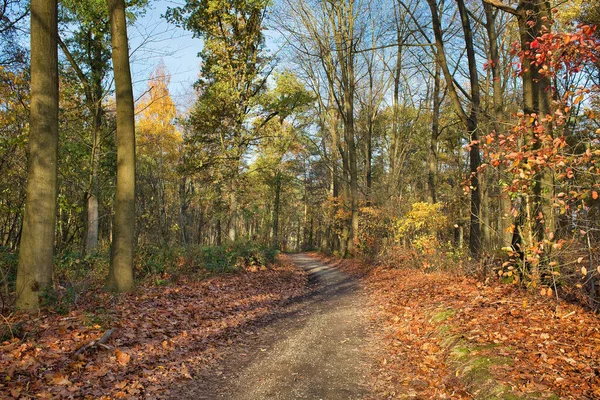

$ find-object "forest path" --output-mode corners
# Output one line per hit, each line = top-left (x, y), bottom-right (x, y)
(173, 253), (375, 399)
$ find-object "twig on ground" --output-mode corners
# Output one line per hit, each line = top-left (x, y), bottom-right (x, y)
(74, 328), (115, 356)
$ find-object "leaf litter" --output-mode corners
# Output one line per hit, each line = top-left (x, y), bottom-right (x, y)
(330, 255), (600, 399)
(0, 255), (306, 399)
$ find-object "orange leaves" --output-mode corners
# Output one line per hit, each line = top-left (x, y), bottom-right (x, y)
(48, 373), (71, 386)
(0, 260), (307, 398)
(115, 349), (131, 366)
(347, 260), (600, 399)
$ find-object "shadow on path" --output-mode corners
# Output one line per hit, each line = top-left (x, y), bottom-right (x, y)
(170, 253), (373, 400)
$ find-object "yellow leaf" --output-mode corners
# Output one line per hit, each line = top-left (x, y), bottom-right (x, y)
(577, 257), (584, 263)
(581, 266), (588, 276)
(181, 363), (192, 379)
(115, 349), (131, 366)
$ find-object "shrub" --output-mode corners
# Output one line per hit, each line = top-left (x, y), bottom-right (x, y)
(394, 202), (448, 249)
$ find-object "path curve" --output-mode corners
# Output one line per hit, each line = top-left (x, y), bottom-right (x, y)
(171, 253), (374, 399)
(226, 253), (372, 399)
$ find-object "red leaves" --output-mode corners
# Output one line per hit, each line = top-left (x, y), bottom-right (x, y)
(513, 25), (600, 80)
(530, 39), (540, 49)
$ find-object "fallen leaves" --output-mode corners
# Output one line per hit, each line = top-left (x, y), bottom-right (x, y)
(115, 349), (130, 366)
(334, 257), (600, 399)
(0, 256), (307, 398)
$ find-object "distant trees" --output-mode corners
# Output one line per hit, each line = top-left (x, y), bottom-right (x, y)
(167, 0), (272, 242)
(136, 65), (183, 246)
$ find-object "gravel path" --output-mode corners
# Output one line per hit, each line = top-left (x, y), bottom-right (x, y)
(226, 253), (372, 400)
(172, 253), (373, 399)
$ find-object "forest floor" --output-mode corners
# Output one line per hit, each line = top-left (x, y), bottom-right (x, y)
(0, 256), (307, 399)
(2, 253), (600, 399)
(327, 254), (600, 399)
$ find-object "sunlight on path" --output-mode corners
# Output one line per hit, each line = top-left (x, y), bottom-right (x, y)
(224, 253), (371, 400)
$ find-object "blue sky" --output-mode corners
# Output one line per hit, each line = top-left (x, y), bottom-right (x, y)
(128, 1), (202, 112)
(127, 0), (286, 112)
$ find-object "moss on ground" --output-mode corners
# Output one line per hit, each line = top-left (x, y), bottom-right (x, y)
(430, 308), (455, 323)
(428, 306), (560, 400)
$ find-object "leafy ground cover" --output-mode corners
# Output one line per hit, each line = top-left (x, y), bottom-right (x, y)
(0, 255), (306, 399)
(320, 254), (600, 399)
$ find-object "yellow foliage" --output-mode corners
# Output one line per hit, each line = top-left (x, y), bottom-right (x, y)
(356, 206), (393, 255)
(136, 63), (182, 164)
(394, 202), (448, 253)
(395, 202), (447, 237)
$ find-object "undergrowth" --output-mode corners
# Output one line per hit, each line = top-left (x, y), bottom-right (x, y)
(1, 240), (279, 315)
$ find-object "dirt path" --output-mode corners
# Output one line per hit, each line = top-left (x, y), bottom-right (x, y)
(172, 253), (374, 399)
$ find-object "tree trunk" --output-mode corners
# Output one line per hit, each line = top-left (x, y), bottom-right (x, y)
(228, 183), (238, 242)
(272, 172), (281, 249)
(336, 0), (359, 256)
(106, 0), (135, 292)
(483, 2), (512, 248)
(16, 0), (59, 311)
(457, 0), (483, 256)
(85, 72), (104, 254)
(428, 0), (482, 256)
(428, 62), (441, 204)
(485, 0), (554, 259)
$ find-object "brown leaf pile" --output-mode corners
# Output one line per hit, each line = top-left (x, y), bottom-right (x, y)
(333, 257), (600, 399)
(0, 256), (306, 399)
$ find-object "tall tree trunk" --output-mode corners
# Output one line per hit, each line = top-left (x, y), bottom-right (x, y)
(428, 62), (441, 204)
(85, 115), (101, 253)
(336, 0), (358, 255)
(457, 0), (483, 256)
(106, 0), (135, 292)
(272, 172), (281, 249)
(228, 182), (238, 242)
(16, 0), (59, 311)
(483, 1), (512, 248)
(485, 0), (554, 259)
(428, 0), (482, 256)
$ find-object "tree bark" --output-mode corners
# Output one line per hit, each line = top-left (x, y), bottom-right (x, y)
(334, 0), (359, 255)
(106, 0), (135, 292)
(484, 0), (554, 256)
(428, 0), (482, 256)
(428, 62), (441, 204)
(16, 0), (59, 310)
(483, 1), (512, 248)
(456, 0), (483, 257)
(272, 172), (281, 249)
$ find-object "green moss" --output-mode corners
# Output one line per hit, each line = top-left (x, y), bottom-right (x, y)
(430, 308), (455, 323)
(451, 346), (471, 359)
(430, 308), (558, 399)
